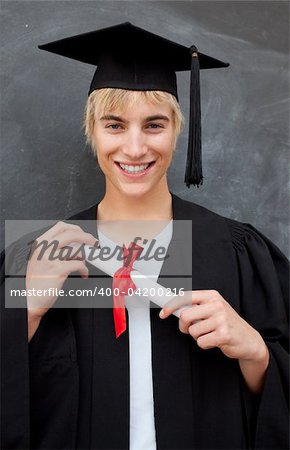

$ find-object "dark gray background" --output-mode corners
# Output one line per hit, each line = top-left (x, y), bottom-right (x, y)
(1, 1), (289, 256)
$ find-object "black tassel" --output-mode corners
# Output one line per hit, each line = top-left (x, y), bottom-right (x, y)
(184, 46), (203, 188)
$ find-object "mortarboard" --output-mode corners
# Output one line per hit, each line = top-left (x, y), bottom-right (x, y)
(38, 22), (229, 187)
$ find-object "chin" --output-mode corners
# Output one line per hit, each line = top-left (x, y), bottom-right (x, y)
(119, 183), (153, 199)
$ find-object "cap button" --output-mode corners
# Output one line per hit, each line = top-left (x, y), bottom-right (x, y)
(189, 45), (198, 57)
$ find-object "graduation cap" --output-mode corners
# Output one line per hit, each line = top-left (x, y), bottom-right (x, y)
(38, 22), (229, 187)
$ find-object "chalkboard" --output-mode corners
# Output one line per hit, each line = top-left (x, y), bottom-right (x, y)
(1, 0), (289, 256)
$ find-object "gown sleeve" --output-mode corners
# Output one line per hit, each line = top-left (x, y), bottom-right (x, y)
(0, 246), (30, 450)
(228, 220), (289, 450)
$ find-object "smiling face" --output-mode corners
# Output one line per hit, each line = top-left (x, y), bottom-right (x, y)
(91, 94), (178, 200)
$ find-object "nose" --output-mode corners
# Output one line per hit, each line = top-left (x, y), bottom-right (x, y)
(121, 129), (148, 161)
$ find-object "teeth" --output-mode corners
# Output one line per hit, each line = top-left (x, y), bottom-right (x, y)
(119, 163), (150, 173)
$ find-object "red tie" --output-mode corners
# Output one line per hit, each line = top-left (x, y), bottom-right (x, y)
(112, 242), (143, 338)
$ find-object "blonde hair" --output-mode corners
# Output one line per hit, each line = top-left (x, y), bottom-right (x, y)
(84, 88), (184, 151)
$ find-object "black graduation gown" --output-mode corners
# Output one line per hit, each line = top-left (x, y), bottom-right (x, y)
(1, 193), (289, 450)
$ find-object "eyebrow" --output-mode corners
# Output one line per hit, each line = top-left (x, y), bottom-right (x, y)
(100, 115), (127, 123)
(145, 115), (170, 122)
(99, 114), (170, 123)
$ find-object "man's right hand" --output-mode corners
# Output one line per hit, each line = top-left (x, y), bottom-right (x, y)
(26, 221), (98, 341)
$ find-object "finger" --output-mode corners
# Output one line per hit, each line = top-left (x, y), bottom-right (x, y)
(33, 231), (98, 259)
(56, 231), (97, 248)
(187, 318), (217, 339)
(196, 330), (227, 350)
(61, 260), (89, 279)
(36, 222), (82, 241)
(159, 291), (193, 318)
(50, 246), (88, 261)
(35, 222), (98, 246)
(160, 290), (222, 318)
(49, 221), (95, 240)
(178, 304), (219, 333)
(27, 260), (90, 280)
(190, 290), (223, 305)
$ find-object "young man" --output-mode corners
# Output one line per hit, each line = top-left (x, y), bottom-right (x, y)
(1, 23), (289, 450)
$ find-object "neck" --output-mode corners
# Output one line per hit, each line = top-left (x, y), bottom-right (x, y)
(97, 182), (172, 221)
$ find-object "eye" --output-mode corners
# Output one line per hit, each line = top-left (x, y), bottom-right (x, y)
(147, 123), (163, 129)
(107, 123), (122, 130)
